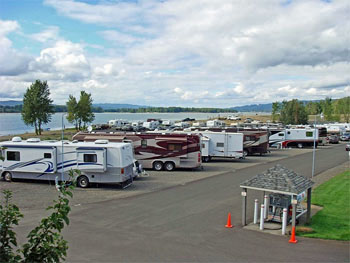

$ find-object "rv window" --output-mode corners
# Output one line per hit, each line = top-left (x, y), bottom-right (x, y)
(216, 142), (224, 147)
(84, 154), (97, 163)
(168, 144), (182, 152)
(306, 131), (313, 137)
(7, 151), (20, 161)
(141, 139), (147, 148)
(278, 133), (284, 136)
(202, 143), (205, 149)
(287, 131), (291, 134)
(44, 153), (52, 158)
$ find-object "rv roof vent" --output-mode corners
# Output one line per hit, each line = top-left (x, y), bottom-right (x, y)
(27, 138), (40, 143)
(95, 139), (109, 144)
(12, 137), (22, 142)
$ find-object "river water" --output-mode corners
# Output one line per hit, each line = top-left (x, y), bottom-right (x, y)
(0, 112), (243, 136)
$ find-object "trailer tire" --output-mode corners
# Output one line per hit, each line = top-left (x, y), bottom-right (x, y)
(77, 175), (89, 188)
(153, 161), (163, 171)
(3, 172), (12, 182)
(243, 150), (249, 158)
(202, 156), (210, 163)
(164, 162), (175, 171)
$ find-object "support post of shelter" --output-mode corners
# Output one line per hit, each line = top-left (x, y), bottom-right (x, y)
(306, 187), (312, 224)
(291, 195), (297, 228)
(242, 188), (247, 226)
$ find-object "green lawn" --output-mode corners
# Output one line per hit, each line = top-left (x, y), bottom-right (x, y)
(297, 170), (350, 240)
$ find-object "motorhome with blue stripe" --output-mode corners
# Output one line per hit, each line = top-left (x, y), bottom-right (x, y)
(0, 137), (134, 188)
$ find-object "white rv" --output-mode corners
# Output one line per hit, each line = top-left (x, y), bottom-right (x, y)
(108, 119), (130, 128)
(206, 120), (225, 128)
(142, 120), (159, 130)
(0, 137), (135, 188)
(199, 132), (244, 162)
(269, 128), (319, 148)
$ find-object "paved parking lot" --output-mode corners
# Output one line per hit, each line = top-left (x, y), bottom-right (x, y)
(1, 147), (316, 211)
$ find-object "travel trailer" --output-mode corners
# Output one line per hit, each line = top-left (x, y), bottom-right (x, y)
(142, 120), (159, 130)
(206, 120), (225, 128)
(200, 132), (244, 161)
(72, 132), (202, 171)
(269, 128), (319, 148)
(0, 137), (135, 188)
(185, 127), (269, 156)
(108, 119), (130, 128)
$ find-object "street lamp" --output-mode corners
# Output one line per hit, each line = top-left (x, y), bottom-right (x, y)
(56, 113), (66, 191)
(311, 113), (324, 178)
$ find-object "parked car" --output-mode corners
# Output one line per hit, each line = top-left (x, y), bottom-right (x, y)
(328, 135), (339, 144)
(340, 133), (350, 141)
(346, 144), (350, 151)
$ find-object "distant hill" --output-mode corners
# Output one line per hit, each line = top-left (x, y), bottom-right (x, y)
(231, 103), (272, 112)
(0, 100), (22, 106)
(93, 103), (149, 110)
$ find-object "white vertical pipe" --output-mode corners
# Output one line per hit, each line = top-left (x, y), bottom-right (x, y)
(260, 205), (264, 230)
(282, 208), (287, 235)
(254, 199), (259, 224)
(264, 195), (268, 219)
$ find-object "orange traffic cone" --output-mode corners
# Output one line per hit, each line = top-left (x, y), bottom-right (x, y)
(225, 213), (233, 228)
(289, 226), (298, 243)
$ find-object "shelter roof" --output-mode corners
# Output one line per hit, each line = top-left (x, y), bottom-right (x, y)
(240, 164), (314, 195)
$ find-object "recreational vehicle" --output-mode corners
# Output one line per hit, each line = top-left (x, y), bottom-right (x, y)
(142, 120), (159, 130)
(195, 132), (243, 162)
(0, 137), (135, 188)
(72, 132), (202, 171)
(185, 127), (269, 156)
(269, 128), (319, 148)
(206, 120), (225, 128)
(108, 119), (130, 128)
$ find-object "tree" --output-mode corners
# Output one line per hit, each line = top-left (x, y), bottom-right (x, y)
(279, 99), (308, 125)
(334, 96), (350, 122)
(77, 91), (95, 129)
(21, 80), (54, 135)
(0, 190), (23, 263)
(66, 91), (95, 130)
(66, 95), (79, 130)
(320, 97), (333, 121)
(271, 102), (280, 122)
(0, 170), (78, 262)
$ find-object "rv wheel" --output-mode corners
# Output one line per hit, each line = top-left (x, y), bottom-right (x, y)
(3, 172), (12, 182)
(77, 175), (89, 188)
(164, 162), (175, 171)
(153, 161), (163, 171)
(243, 150), (249, 157)
(202, 156), (210, 163)
(297, 143), (303, 148)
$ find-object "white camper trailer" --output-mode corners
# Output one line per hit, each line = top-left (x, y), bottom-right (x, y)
(108, 119), (130, 128)
(142, 121), (159, 130)
(199, 132), (244, 162)
(206, 120), (225, 128)
(0, 138), (134, 188)
(269, 128), (319, 148)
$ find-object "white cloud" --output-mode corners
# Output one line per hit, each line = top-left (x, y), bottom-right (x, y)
(0, 19), (32, 76)
(30, 40), (91, 81)
(1, 1), (349, 107)
(30, 26), (60, 43)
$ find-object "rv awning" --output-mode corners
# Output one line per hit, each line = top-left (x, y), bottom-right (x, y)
(155, 137), (187, 141)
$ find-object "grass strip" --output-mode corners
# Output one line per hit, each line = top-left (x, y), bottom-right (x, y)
(297, 170), (350, 240)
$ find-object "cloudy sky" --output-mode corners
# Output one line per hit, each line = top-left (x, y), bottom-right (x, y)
(0, 0), (349, 107)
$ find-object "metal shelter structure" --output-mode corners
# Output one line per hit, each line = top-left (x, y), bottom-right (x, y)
(240, 164), (314, 228)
